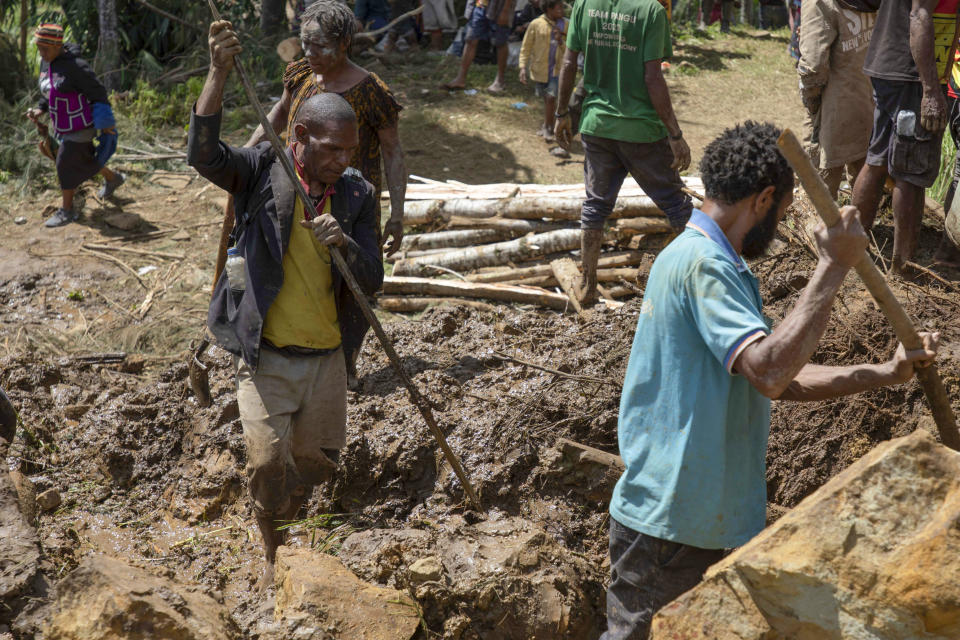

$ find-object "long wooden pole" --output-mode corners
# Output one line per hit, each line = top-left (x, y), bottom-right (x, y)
(778, 129), (960, 450)
(204, 0), (482, 509)
(20, 0), (28, 67)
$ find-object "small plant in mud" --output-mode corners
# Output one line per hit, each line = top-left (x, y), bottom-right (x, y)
(276, 513), (355, 555)
(67, 290), (84, 302)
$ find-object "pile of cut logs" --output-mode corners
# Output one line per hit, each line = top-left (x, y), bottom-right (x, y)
(379, 175), (705, 314)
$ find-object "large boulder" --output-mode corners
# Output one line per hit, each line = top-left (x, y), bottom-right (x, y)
(41, 555), (239, 639)
(651, 430), (960, 640)
(0, 470), (40, 605)
(339, 516), (604, 638)
(274, 547), (420, 640)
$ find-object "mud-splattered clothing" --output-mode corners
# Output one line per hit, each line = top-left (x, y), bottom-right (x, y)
(282, 59), (402, 201)
(615, 209), (771, 550)
(797, 0), (876, 168)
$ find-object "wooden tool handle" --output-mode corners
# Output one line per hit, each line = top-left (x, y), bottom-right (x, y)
(205, 0), (483, 509)
(778, 129), (960, 450)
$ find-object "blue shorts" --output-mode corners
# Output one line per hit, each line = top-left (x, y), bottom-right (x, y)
(466, 4), (510, 47)
(535, 77), (558, 98)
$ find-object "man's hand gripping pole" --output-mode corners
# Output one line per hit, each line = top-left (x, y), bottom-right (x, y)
(777, 128), (960, 450)
(204, 0), (483, 510)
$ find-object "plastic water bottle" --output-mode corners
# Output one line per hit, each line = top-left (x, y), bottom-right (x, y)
(225, 247), (246, 292)
(896, 110), (916, 137)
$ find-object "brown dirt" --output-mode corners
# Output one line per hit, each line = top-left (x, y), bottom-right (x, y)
(1, 29), (958, 639)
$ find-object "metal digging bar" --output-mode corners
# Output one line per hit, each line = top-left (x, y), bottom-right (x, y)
(204, 0), (483, 510)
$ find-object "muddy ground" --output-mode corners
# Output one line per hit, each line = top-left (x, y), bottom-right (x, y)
(1, 28), (958, 639)
(3, 187), (960, 637)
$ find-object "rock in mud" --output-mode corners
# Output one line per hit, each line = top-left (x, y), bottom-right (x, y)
(340, 516), (603, 638)
(103, 212), (141, 231)
(274, 547), (420, 640)
(0, 470), (40, 603)
(36, 488), (61, 512)
(408, 556), (444, 584)
(0, 387), (16, 448)
(7, 470), (37, 525)
(40, 555), (239, 639)
(651, 430), (960, 640)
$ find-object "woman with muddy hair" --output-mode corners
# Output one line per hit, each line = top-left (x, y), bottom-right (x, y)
(237, 0), (407, 389)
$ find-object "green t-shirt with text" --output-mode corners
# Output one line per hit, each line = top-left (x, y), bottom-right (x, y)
(566, 0), (671, 143)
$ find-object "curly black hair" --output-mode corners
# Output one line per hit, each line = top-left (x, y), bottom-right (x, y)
(699, 121), (794, 206)
(301, 0), (358, 46)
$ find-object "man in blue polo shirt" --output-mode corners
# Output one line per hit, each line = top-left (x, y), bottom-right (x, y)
(606, 121), (941, 640)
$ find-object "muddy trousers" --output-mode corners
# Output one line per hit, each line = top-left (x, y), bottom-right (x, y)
(601, 518), (724, 640)
(581, 134), (693, 232)
(236, 347), (346, 517)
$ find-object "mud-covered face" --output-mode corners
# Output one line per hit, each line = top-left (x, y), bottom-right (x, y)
(300, 24), (347, 75)
(294, 119), (359, 194)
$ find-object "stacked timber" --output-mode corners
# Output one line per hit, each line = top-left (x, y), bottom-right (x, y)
(379, 176), (704, 313)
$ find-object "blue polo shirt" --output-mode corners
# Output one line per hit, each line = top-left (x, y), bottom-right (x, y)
(612, 209), (772, 549)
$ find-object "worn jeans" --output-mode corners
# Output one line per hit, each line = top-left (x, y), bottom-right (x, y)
(581, 133), (692, 231)
(601, 518), (724, 640)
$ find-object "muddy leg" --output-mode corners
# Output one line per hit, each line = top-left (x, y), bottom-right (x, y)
(891, 180), (923, 275)
(255, 512), (286, 592)
(852, 162), (887, 229)
(578, 228), (602, 306)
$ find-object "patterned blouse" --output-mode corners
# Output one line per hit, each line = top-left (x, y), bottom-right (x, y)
(283, 59), (402, 200)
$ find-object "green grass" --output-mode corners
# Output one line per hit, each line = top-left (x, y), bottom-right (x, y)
(928, 132), (957, 205)
(277, 513), (356, 554)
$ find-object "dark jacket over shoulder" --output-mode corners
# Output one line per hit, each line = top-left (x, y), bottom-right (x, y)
(187, 109), (384, 370)
(38, 44), (109, 112)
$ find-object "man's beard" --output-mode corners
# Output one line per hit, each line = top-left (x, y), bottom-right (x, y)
(741, 199), (780, 259)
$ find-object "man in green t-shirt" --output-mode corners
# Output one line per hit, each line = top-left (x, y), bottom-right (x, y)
(555, 0), (692, 305)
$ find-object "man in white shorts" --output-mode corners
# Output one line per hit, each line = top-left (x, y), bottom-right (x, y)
(423, 0), (457, 50)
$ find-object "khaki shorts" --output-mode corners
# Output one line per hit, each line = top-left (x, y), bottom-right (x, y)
(236, 347), (346, 517)
(424, 0), (457, 31)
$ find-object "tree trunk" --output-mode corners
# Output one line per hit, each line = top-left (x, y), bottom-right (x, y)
(20, 0), (27, 67)
(466, 250), (644, 283)
(376, 297), (500, 313)
(400, 228), (513, 251)
(445, 217), (571, 233)
(507, 268), (641, 288)
(391, 229), (585, 276)
(402, 196), (665, 224)
(96, 0), (120, 90)
(382, 277), (572, 311)
(613, 217), (675, 234)
(261, 0), (287, 35)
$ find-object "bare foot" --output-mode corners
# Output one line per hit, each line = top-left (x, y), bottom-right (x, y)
(487, 81), (506, 94)
(258, 559), (276, 594)
(934, 239), (960, 269)
(440, 81), (466, 90)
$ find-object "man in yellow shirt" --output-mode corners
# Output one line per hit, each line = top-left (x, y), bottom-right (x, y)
(188, 21), (384, 591)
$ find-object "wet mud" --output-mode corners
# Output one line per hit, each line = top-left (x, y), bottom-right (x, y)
(3, 220), (960, 637)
